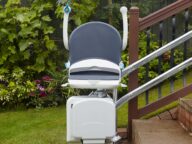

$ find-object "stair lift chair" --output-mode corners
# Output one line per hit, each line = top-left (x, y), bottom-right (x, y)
(63, 6), (128, 144)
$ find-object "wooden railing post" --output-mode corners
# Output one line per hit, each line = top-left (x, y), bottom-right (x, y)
(128, 7), (140, 141)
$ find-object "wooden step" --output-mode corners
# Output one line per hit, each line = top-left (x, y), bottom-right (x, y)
(132, 120), (192, 144)
(178, 98), (192, 133)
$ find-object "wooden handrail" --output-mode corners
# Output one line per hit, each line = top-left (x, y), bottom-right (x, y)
(139, 0), (192, 31)
(138, 83), (192, 117)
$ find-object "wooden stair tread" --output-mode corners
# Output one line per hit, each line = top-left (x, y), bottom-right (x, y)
(132, 120), (192, 144)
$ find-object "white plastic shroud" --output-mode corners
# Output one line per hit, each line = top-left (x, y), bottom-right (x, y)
(67, 96), (116, 143)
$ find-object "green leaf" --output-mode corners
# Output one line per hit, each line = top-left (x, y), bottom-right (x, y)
(0, 89), (9, 96)
(30, 31), (38, 38)
(0, 28), (9, 34)
(9, 81), (15, 87)
(43, 26), (55, 34)
(0, 53), (9, 64)
(32, 64), (45, 73)
(19, 27), (33, 38)
(9, 54), (19, 63)
(31, 19), (41, 29)
(0, 68), (9, 74)
(23, 50), (30, 60)
(19, 40), (32, 51)
(0, 12), (6, 19)
(15, 14), (25, 22)
(42, 15), (51, 22)
(74, 17), (82, 26)
(26, 11), (37, 21)
(47, 59), (56, 71)
(6, 0), (21, 7)
(8, 34), (16, 42)
(46, 40), (56, 50)
(36, 54), (46, 65)
(8, 46), (16, 54)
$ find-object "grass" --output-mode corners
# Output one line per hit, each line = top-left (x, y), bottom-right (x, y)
(0, 107), (66, 144)
(1, 71), (192, 143)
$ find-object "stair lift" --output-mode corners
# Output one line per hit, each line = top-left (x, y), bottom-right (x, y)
(63, 4), (128, 144)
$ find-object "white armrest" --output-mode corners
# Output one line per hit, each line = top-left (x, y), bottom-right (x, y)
(63, 6), (71, 50)
(120, 6), (128, 51)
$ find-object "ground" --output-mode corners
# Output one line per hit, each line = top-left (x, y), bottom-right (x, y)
(1, 72), (192, 144)
(0, 107), (66, 144)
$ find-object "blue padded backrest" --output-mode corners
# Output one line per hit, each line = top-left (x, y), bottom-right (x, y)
(69, 22), (122, 65)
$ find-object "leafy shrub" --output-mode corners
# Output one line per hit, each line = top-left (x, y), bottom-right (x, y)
(118, 31), (184, 96)
(0, 0), (99, 108)
(0, 0), (58, 107)
(138, 32), (183, 84)
(27, 70), (80, 108)
(0, 0), (57, 73)
(56, 0), (99, 26)
(0, 67), (35, 107)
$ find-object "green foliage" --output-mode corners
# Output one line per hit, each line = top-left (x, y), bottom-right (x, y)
(56, 0), (99, 26)
(93, 2), (122, 27)
(0, 0), (59, 107)
(0, 0), (99, 108)
(0, 0), (57, 73)
(119, 31), (184, 96)
(26, 70), (80, 108)
(0, 67), (36, 107)
(138, 32), (183, 84)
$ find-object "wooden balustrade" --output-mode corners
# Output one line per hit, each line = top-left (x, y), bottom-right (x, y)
(127, 0), (192, 141)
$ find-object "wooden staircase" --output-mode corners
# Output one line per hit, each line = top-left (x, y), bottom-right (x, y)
(118, 99), (192, 144)
(132, 119), (192, 144)
(122, 0), (192, 142)
(132, 99), (192, 144)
